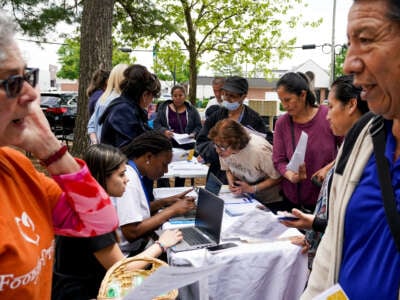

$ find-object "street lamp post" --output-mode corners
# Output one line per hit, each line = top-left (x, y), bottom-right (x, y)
(330, 0), (337, 85)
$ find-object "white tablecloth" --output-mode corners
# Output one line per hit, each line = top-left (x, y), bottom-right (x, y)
(163, 159), (209, 179)
(166, 193), (309, 300)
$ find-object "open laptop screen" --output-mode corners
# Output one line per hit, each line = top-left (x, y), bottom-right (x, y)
(205, 172), (223, 195)
(195, 188), (224, 244)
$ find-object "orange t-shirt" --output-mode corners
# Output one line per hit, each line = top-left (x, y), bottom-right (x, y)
(0, 147), (61, 299)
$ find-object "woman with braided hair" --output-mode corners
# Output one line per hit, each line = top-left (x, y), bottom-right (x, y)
(114, 131), (196, 256)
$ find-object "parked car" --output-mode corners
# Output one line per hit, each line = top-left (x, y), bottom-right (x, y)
(157, 93), (172, 102)
(40, 92), (77, 136)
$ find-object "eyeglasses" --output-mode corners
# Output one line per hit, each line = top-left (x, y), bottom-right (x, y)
(0, 67), (39, 98)
(214, 143), (229, 152)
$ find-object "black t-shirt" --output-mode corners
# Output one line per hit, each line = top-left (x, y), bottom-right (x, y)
(52, 232), (117, 300)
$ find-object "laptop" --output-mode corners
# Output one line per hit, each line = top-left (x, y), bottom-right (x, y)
(205, 172), (223, 195)
(170, 188), (225, 252)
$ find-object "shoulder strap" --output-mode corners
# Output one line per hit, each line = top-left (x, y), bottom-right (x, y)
(370, 115), (400, 251)
(336, 112), (375, 175)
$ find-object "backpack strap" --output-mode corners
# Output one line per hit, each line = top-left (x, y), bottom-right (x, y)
(370, 115), (400, 251)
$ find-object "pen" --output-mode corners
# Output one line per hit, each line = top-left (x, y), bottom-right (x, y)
(243, 193), (253, 203)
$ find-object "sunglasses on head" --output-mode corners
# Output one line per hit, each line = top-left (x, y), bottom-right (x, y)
(0, 67), (39, 98)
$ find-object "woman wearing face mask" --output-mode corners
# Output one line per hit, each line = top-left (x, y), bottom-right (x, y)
(196, 76), (273, 184)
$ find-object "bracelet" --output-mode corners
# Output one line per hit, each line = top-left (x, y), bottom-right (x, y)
(154, 240), (167, 253)
(254, 184), (257, 193)
(40, 144), (68, 167)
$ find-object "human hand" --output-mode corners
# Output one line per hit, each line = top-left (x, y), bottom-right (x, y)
(290, 235), (309, 254)
(311, 165), (330, 185)
(164, 130), (174, 139)
(175, 188), (194, 199)
(15, 96), (60, 156)
(158, 229), (183, 248)
(230, 180), (252, 194)
(285, 164), (307, 183)
(279, 208), (315, 230)
(170, 197), (196, 215)
(197, 155), (205, 163)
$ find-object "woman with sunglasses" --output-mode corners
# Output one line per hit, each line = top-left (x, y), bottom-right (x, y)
(99, 64), (161, 148)
(0, 11), (118, 299)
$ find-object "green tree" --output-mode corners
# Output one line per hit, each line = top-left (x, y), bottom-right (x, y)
(153, 42), (190, 84)
(121, 0), (318, 104)
(57, 36), (133, 80)
(334, 46), (348, 79)
(1, 0), (77, 38)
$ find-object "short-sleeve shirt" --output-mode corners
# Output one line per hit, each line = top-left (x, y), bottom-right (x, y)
(220, 133), (281, 203)
(112, 164), (151, 256)
(53, 232), (117, 298)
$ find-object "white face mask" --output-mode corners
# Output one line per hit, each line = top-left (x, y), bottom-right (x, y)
(222, 100), (241, 111)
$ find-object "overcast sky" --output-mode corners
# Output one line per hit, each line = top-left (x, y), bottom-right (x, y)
(17, 0), (353, 80)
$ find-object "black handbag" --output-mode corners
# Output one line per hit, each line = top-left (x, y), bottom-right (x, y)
(370, 116), (400, 251)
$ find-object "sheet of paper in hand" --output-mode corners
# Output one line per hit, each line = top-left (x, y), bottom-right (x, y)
(173, 133), (196, 145)
(287, 131), (308, 172)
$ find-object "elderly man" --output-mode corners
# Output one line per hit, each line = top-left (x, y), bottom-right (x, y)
(302, 0), (400, 299)
(0, 11), (118, 299)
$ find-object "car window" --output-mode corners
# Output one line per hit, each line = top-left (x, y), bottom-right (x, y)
(41, 96), (60, 106)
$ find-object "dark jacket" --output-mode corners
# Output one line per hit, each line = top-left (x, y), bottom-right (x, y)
(153, 100), (202, 137)
(99, 94), (150, 148)
(195, 105), (272, 183)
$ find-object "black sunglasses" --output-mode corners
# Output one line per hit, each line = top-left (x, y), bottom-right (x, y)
(0, 67), (39, 98)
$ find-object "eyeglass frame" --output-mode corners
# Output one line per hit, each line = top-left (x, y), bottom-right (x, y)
(214, 142), (229, 152)
(0, 67), (39, 98)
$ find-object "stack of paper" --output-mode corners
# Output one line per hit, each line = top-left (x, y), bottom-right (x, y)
(173, 133), (195, 145)
(222, 209), (287, 242)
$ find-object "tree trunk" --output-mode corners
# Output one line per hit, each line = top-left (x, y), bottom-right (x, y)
(71, 0), (114, 156)
(182, 0), (197, 106)
(188, 47), (197, 106)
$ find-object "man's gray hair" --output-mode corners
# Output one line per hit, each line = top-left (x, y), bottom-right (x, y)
(354, 0), (400, 22)
(0, 10), (17, 62)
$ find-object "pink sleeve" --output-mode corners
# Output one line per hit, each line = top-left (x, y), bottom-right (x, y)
(51, 159), (119, 237)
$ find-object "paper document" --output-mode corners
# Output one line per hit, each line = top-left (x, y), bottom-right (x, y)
(153, 187), (197, 200)
(173, 133), (195, 145)
(224, 199), (258, 216)
(286, 131), (308, 172)
(123, 262), (227, 300)
(314, 284), (349, 300)
(171, 148), (189, 162)
(222, 209), (287, 242)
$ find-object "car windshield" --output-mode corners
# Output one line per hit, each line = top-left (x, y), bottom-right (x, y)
(41, 96), (62, 106)
(41, 93), (77, 106)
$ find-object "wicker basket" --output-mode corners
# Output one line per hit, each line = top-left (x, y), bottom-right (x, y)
(97, 256), (178, 300)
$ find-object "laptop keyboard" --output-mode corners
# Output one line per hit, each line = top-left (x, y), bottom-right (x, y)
(181, 227), (210, 245)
